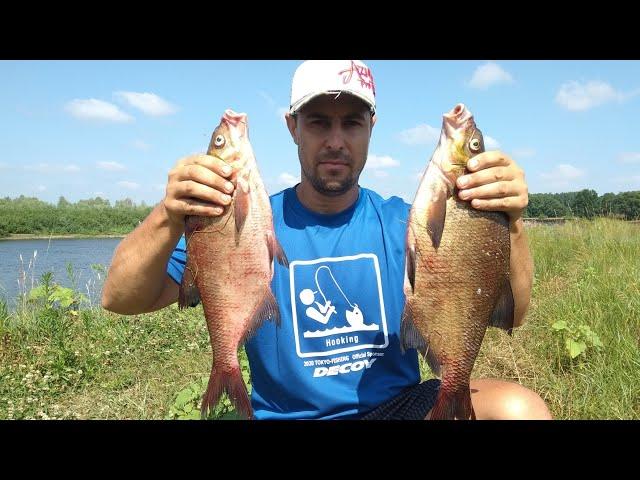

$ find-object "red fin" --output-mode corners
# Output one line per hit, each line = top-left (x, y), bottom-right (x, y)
(178, 261), (200, 308)
(489, 279), (515, 335)
(266, 231), (289, 269)
(201, 366), (253, 420)
(429, 388), (475, 420)
(426, 189), (448, 250)
(234, 176), (251, 235)
(240, 290), (281, 345)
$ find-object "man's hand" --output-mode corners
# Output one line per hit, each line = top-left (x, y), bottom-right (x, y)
(163, 154), (236, 228)
(455, 151), (528, 224)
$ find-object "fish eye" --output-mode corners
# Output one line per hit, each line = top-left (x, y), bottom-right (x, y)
(214, 135), (225, 148)
(469, 138), (481, 151)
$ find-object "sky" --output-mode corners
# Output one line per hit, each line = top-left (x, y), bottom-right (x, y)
(1, 60), (639, 206)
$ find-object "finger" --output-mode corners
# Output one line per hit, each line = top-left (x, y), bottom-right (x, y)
(469, 196), (522, 212)
(168, 198), (226, 217)
(173, 180), (233, 207)
(466, 152), (511, 172)
(175, 164), (235, 194)
(177, 154), (233, 178)
(457, 166), (513, 189)
(458, 181), (514, 201)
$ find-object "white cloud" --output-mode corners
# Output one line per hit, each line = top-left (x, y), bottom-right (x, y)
(468, 62), (514, 89)
(132, 140), (151, 151)
(398, 124), (440, 145)
(540, 164), (586, 188)
(618, 152), (640, 164)
(24, 163), (79, 173)
(65, 99), (133, 122)
(0, 162), (9, 169)
(114, 91), (177, 116)
(484, 136), (501, 150)
(512, 148), (536, 158)
(36, 185), (46, 192)
(365, 154), (400, 170)
(554, 81), (635, 111)
(117, 181), (139, 190)
(97, 161), (127, 172)
(277, 172), (299, 187)
(153, 184), (166, 191)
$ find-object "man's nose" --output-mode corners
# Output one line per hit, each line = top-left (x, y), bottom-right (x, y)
(325, 125), (346, 151)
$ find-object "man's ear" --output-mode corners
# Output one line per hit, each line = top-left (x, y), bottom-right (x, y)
(285, 112), (299, 145)
(370, 113), (377, 132)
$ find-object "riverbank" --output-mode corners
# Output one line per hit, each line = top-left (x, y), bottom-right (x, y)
(2, 234), (127, 241)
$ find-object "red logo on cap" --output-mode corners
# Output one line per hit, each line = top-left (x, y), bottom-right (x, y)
(338, 61), (376, 96)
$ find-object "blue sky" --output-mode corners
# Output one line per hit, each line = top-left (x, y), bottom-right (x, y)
(1, 60), (639, 205)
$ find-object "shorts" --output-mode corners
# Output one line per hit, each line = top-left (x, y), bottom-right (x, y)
(360, 379), (441, 420)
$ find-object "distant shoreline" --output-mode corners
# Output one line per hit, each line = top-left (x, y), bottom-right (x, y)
(1, 234), (127, 241)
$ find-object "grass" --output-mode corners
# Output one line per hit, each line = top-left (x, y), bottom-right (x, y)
(1, 217), (638, 419)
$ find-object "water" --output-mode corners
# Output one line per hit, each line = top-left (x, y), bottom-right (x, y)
(0, 237), (123, 308)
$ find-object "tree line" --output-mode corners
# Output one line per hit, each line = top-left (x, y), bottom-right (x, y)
(524, 189), (640, 220)
(0, 196), (154, 238)
(1, 189), (639, 238)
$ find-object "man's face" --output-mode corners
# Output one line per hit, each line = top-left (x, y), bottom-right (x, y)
(286, 94), (375, 196)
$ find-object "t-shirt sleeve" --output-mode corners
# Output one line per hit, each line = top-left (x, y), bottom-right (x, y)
(166, 236), (187, 285)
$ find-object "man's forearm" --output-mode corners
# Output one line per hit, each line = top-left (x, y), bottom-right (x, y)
(509, 218), (534, 328)
(102, 203), (183, 314)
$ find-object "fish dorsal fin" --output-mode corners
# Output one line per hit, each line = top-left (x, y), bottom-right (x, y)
(489, 279), (515, 335)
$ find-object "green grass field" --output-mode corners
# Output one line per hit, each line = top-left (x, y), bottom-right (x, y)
(1, 218), (638, 419)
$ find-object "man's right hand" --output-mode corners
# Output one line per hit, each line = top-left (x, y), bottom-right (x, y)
(162, 154), (237, 228)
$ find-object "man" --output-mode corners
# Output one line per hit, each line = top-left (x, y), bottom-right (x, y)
(102, 60), (552, 420)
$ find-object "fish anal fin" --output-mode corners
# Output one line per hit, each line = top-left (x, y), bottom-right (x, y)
(489, 279), (515, 335)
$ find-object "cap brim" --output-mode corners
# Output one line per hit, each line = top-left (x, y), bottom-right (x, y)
(290, 90), (375, 115)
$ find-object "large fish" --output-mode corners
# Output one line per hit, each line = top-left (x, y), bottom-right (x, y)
(401, 103), (514, 420)
(178, 109), (288, 419)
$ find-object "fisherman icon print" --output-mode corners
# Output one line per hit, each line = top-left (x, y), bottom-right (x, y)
(290, 254), (389, 357)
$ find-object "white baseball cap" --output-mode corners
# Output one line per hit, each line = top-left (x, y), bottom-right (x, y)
(289, 60), (376, 115)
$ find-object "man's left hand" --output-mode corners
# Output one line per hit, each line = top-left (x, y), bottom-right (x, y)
(456, 151), (528, 224)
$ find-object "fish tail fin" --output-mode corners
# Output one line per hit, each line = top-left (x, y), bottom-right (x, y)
(201, 366), (253, 420)
(429, 388), (475, 420)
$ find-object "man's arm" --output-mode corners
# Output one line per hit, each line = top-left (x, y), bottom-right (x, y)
(508, 218), (533, 327)
(456, 152), (533, 328)
(101, 154), (235, 315)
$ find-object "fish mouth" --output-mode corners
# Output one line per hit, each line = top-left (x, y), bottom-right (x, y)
(222, 109), (248, 137)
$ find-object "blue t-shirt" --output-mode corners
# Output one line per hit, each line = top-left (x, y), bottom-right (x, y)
(167, 186), (420, 419)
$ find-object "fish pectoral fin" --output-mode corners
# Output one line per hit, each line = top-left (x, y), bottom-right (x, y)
(426, 187), (449, 250)
(178, 261), (201, 309)
(406, 244), (416, 293)
(266, 231), (289, 269)
(489, 279), (515, 335)
(233, 175), (251, 234)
